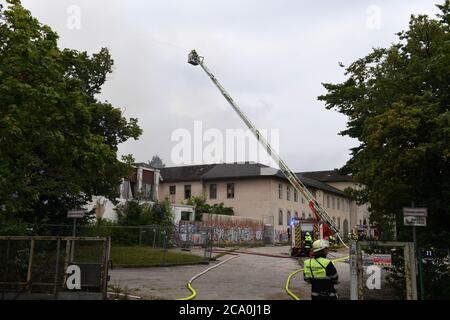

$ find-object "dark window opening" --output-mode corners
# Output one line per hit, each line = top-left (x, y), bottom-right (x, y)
(227, 183), (235, 199)
(184, 185), (191, 199)
(210, 184), (217, 199)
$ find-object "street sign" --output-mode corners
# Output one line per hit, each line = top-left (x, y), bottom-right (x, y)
(67, 209), (85, 219)
(403, 207), (427, 227)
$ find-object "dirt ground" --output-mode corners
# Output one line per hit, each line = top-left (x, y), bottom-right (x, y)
(110, 246), (351, 300)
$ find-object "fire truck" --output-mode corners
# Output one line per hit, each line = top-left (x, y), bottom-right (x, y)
(289, 218), (319, 257)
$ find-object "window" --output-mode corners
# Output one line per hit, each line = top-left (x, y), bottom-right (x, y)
(337, 197), (340, 210)
(295, 211), (299, 219)
(227, 183), (235, 199)
(302, 211), (306, 219)
(294, 190), (298, 202)
(332, 196), (335, 209)
(278, 210), (283, 225)
(327, 195), (330, 208)
(130, 182), (137, 198)
(287, 211), (291, 225)
(181, 211), (191, 221)
(184, 185), (191, 199)
(301, 197), (305, 204)
(169, 185), (176, 195)
(333, 216), (336, 223)
(278, 184), (283, 199)
(287, 186), (291, 201)
(338, 217), (341, 230)
(209, 184), (217, 199)
(308, 213), (312, 219)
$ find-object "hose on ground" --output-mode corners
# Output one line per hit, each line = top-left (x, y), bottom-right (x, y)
(285, 255), (350, 300)
(177, 255), (238, 300)
(212, 249), (292, 259)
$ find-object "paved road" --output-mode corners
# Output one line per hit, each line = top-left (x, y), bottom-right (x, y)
(110, 246), (350, 300)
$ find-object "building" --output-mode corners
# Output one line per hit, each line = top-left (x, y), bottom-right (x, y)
(299, 170), (372, 236)
(86, 163), (195, 223)
(159, 163), (361, 238)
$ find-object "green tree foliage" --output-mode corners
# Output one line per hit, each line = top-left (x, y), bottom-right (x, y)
(0, 1), (142, 224)
(319, 2), (450, 246)
(115, 199), (173, 227)
(184, 196), (234, 221)
(148, 155), (166, 169)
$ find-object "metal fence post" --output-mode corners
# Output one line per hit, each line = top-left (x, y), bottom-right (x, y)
(27, 239), (35, 292)
(162, 229), (167, 265)
(350, 240), (360, 300)
(53, 238), (61, 298)
(102, 237), (111, 300)
(418, 248), (425, 300)
(404, 242), (418, 300)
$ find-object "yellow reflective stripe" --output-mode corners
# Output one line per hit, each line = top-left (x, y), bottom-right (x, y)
(303, 258), (330, 279)
(295, 225), (301, 245)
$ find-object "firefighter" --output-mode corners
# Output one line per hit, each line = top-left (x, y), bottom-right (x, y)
(303, 239), (339, 300)
(304, 232), (313, 250)
(328, 235), (335, 246)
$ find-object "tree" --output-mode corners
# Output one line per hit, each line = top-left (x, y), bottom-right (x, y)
(148, 155), (166, 169)
(210, 203), (234, 216)
(115, 199), (173, 226)
(318, 2), (450, 247)
(184, 196), (234, 221)
(0, 1), (142, 225)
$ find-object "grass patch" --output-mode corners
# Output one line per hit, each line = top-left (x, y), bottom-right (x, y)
(215, 243), (265, 248)
(110, 246), (204, 267)
(73, 245), (205, 267)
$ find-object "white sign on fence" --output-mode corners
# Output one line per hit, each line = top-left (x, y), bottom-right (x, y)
(67, 209), (85, 219)
(403, 207), (427, 227)
(363, 253), (392, 267)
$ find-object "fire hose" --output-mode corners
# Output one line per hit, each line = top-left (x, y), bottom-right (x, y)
(177, 255), (239, 300)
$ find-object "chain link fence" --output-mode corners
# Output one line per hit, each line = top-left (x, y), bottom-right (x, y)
(6, 224), (214, 267)
(0, 236), (110, 300)
(418, 248), (450, 300)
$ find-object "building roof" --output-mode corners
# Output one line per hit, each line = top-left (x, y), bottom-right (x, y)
(295, 174), (347, 196)
(159, 164), (216, 182)
(299, 170), (353, 182)
(160, 163), (348, 197)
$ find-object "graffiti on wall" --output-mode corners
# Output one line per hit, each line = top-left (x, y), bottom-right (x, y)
(176, 214), (265, 245)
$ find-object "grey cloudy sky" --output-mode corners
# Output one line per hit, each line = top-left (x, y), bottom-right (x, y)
(20, 0), (440, 171)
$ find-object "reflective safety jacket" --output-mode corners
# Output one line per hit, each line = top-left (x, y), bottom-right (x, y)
(304, 235), (313, 247)
(303, 257), (338, 298)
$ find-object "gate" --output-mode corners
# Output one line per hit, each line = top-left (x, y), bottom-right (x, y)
(0, 236), (111, 300)
(349, 241), (417, 300)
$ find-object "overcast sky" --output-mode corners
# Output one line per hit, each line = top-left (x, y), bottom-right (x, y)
(19, 0), (440, 171)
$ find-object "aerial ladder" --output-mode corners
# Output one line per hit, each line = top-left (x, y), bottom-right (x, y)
(188, 50), (348, 248)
